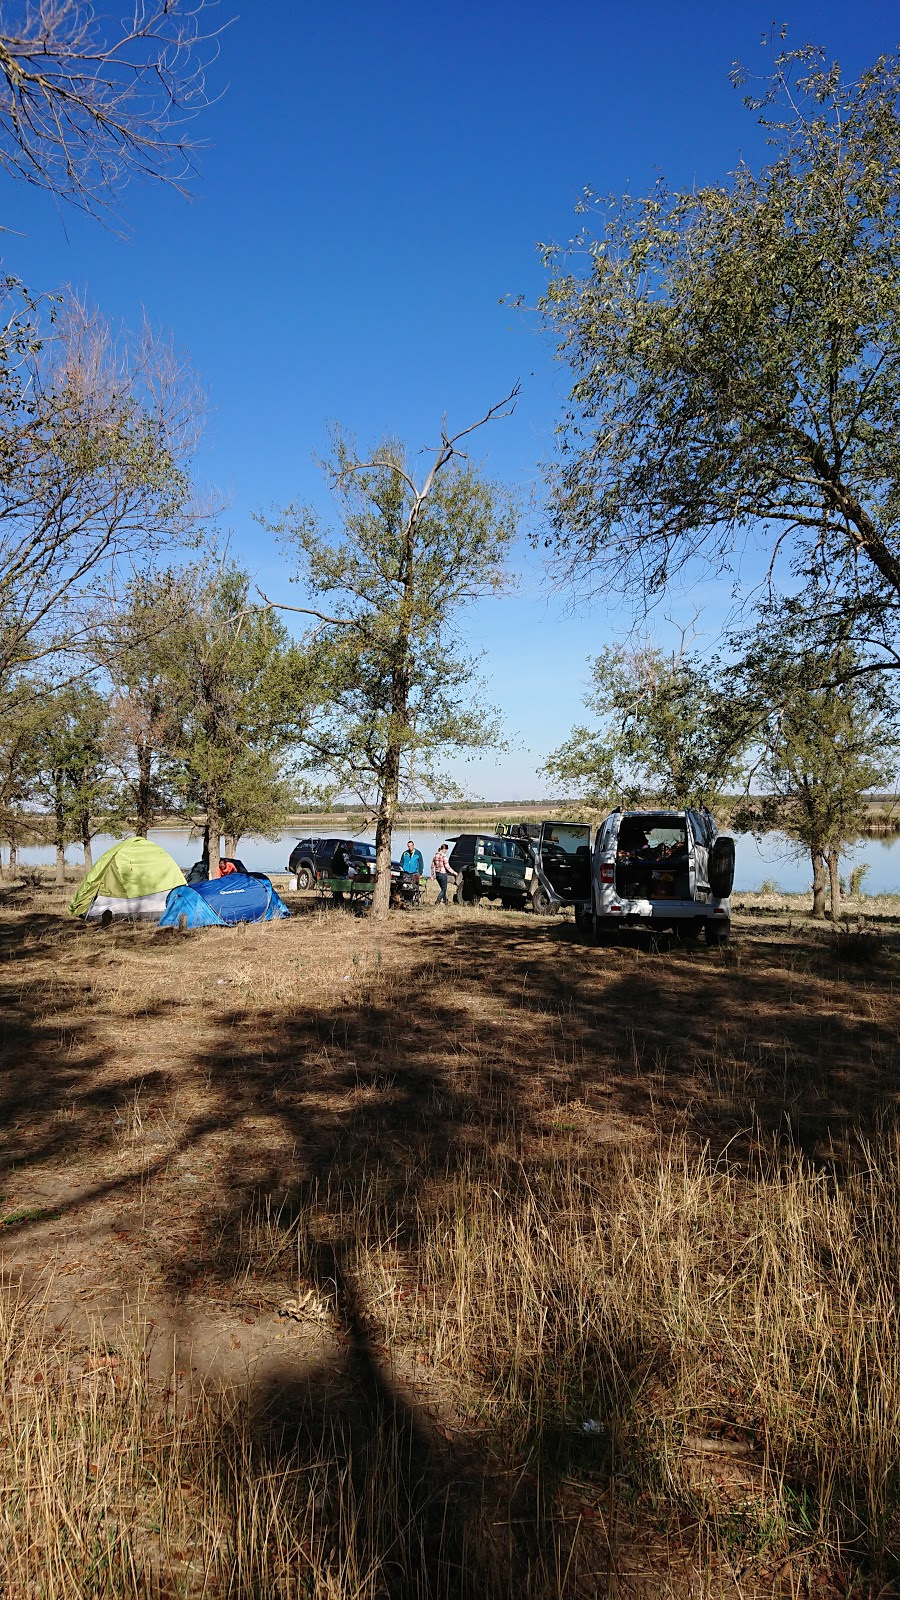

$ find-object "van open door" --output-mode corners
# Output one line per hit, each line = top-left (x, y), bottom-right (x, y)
(536, 822), (593, 904)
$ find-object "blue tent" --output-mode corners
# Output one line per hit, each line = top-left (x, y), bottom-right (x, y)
(159, 874), (290, 929)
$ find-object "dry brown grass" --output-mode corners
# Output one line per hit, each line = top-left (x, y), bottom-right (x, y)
(0, 877), (898, 1596)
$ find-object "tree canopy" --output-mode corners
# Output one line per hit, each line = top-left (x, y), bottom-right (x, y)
(544, 642), (747, 815)
(260, 400), (517, 915)
(730, 618), (900, 917)
(538, 41), (900, 665)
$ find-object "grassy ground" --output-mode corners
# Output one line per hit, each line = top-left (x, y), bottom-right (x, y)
(0, 876), (899, 1597)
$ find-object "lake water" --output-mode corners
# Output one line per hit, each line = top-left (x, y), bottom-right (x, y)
(7, 824), (900, 895)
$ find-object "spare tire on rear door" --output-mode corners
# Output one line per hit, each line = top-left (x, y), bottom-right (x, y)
(708, 836), (736, 899)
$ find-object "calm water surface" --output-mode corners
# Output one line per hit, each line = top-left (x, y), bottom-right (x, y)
(8, 825), (900, 895)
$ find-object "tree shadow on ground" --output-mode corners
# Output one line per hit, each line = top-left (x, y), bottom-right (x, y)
(3, 900), (897, 1593)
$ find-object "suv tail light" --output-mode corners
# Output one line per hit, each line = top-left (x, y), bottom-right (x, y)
(599, 863), (614, 884)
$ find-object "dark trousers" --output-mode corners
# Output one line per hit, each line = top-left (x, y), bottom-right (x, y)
(435, 872), (449, 904)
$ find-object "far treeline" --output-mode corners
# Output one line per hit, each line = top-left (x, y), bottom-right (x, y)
(0, 19), (899, 918)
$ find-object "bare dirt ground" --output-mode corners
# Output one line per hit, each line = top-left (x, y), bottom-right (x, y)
(1, 879), (898, 1596)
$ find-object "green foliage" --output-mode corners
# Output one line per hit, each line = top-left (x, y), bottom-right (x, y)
(731, 634), (900, 915)
(0, 292), (198, 688)
(0, 680), (46, 859)
(544, 642), (747, 813)
(166, 558), (312, 850)
(27, 680), (117, 856)
(96, 569), (195, 835)
(538, 42), (900, 644)
(259, 416), (517, 912)
(849, 863), (871, 897)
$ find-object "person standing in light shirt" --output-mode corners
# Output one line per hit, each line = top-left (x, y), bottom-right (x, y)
(431, 843), (453, 905)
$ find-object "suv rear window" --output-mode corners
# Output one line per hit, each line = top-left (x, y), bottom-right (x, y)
(618, 814), (687, 852)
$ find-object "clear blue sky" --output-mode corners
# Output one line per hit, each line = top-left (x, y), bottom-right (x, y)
(12, 0), (899, 798)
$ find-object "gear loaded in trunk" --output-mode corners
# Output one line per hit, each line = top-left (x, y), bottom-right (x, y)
(615, 813), (690, 900)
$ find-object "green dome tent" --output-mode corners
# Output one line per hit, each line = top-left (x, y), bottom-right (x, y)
(68, 838), (186, 922)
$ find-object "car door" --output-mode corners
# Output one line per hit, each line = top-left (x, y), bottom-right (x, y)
(536, 822), (593, 903)
(497, 838), (528, 896)
(593, 813), (620, 908)
(476, 835), (503, 893)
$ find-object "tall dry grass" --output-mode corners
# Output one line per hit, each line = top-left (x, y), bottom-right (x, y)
(0, 1129), (883, 1593)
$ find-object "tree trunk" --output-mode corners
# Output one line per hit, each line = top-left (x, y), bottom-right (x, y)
(55, 797), (66, 886)
(810, 849), (827, 918)
(225, 834), (237, 858)
(372, 741), (400, 919)
(206, 804), (221, 875)
(80, 813), (92, 871)
(827, 848), (841, 921)
(136, 739), (152, 836)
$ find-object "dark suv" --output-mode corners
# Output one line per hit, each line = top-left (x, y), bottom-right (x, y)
(288, 837), (377, 889)
(288, 837), (406, 890)
(449, 833), (531, 908)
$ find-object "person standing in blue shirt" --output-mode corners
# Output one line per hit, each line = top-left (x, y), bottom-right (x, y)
(400, 839), (424, 877)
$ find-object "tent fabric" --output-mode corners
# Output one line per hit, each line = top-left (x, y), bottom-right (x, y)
(86, 890), (173, 923)
(68, 837), (186, 920)
(157, 883), (224, 928)
(158, 874), (290, 929)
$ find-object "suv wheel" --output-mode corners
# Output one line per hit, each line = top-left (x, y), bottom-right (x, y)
(457, 872), (479, 905)
(531, 885), (552, 914)
(704, 919), (730, 947)
(297, 866), (313, 890)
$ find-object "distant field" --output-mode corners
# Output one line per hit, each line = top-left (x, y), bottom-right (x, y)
(283, 794), (898, 829)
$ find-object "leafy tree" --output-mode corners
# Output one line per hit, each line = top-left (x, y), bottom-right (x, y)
(259, 398), (518, 917)
(29, 682), (117, 883)
(544, 642), (748, 815)
(537, 41), (900, 657)
(732, 640), (900, 919)
(0, 294), (201, 693)
(0, 681), (43, 872)
(96, 569), (194, 836)
(168, 559), (310, 863)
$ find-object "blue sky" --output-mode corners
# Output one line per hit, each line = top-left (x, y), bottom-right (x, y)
(13, 0), (900, 798)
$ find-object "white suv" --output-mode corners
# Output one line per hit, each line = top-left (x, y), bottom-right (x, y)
(589, 808), (734, 944)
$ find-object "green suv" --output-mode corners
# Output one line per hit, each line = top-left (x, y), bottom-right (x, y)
(448, 821), (594, 913)
(448, 833), (531, 908)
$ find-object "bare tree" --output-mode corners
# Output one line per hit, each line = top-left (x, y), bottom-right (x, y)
(0, 1), (225, 215)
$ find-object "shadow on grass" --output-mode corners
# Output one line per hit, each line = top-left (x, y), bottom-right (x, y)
(2, 899), (899, 1591)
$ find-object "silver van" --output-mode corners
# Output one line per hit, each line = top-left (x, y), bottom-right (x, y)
(589, 808), (734, 943)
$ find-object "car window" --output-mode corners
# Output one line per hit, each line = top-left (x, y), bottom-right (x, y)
(687, 811), (705, 845)
(597, 816), (618, 850)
